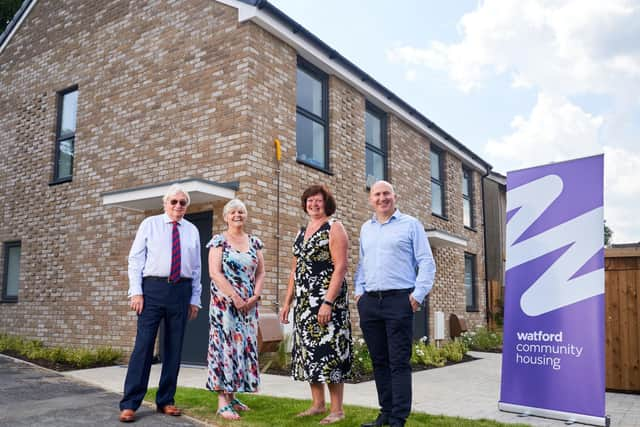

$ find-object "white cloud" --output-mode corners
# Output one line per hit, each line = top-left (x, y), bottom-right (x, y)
(484, 93), (604, 167)
(387, 0), (640, 242)
(405, 69), (418, 81)
(387, 0), (640, 97)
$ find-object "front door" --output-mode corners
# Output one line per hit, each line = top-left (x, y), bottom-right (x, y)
(180, 211), (213, 365)
(413, 294), (429, 341)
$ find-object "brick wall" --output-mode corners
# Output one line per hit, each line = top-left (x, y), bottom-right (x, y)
(0, 0), (487, 351)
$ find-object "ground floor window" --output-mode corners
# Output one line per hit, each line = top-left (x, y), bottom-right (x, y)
(2, 241), (21, 302)
(464, 252), (477, 311)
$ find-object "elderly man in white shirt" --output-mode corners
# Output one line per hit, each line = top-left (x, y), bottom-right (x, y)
(119, 184), (201, 423)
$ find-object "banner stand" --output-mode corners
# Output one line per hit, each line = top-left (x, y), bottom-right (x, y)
(499, 402), (610, 426)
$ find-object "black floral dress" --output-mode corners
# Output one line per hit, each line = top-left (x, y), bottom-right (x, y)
(291, 219), (352, 383)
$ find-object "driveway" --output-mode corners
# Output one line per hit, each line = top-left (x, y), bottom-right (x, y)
(0, 355), (202, 427)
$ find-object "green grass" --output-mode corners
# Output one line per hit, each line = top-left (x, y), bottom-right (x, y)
(146, 387), (528, 427)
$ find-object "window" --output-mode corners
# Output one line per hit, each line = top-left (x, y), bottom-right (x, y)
(296, 59), (328, 171)
(53, 86), (78, 183)
(464, 253), (477, 311)
(365, 103), (387, 188)
(462, 167), (473, 228)
(2, 242), (21, 302)
(431, 148), (444, 216)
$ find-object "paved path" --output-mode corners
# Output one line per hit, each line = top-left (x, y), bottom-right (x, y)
(63, 351), (640, 426)
(0, 355), (202, 427)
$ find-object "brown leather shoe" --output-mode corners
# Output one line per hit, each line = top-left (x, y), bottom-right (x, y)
(157, 405), (182, 416)
(119, 409), (136, 423)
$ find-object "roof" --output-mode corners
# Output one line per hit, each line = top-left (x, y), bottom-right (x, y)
(2, 0), (492, 172)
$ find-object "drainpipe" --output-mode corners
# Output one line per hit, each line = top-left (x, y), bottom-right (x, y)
(274, 139), (282, 308)
(481, 167), (492, 327)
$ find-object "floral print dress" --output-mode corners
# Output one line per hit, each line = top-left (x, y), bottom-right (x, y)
(205, 234), (262, 393)
(291, 219), (353, 383)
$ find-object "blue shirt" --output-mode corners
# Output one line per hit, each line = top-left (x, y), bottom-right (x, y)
(354, 209), (436, 303)
(127, 213), (202, 307)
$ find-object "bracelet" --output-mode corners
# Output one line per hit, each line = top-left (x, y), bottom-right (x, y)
(254, 295), (261, 301)
(322, 299), (334, 307)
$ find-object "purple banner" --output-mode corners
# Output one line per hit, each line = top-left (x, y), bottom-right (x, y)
(499, 155), (605, 424)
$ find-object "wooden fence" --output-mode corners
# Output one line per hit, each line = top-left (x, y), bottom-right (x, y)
(487, 280), (504, 331)
(605, 247), (640, 392)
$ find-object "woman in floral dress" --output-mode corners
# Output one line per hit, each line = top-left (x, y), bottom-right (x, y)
(206, 199), (265, 420)
(280, 184), (352, 425)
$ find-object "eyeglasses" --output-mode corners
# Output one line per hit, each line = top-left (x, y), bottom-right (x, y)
(169, 199), (188, 206)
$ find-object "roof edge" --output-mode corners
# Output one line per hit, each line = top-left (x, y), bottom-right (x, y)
(0, 0), (37, 56)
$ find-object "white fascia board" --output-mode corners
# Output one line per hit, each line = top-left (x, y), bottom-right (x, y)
(426, 230), (467, 249)
(222, 1), (487, 173)
(0, 0), (39, 56)
(103, 180), (236, 212)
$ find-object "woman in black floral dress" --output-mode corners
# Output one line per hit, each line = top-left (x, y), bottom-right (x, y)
(280, 184), (352, 425)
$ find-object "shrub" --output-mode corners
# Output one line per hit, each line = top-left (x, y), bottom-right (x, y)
(461, 326), (503, 352)
(440, 339), (468, 362)
(352, 337), (373, 377)
(0, 333), (123, 369)
(412, 341), (446, 367)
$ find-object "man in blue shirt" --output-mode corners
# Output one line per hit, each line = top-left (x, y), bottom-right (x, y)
(355, 180), (436, 427)
(119, 184), (201, 423)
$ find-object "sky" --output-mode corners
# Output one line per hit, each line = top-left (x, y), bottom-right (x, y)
(269, 0), (640, 244)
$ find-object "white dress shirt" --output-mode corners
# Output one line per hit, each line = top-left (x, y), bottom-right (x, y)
(127, 213), (202, 307)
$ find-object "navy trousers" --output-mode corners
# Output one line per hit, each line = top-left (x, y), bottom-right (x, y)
(120, 277), (191, 411)
(358, 290), (414, 427)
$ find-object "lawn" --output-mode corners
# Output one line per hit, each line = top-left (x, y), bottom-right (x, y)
(146, 387), (529, 427)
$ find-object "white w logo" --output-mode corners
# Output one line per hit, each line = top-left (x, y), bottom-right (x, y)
(506, 174), (604, 316)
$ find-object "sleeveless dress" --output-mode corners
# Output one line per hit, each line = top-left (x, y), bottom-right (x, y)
(205, 234), (262, 393)
(290, 219), (353, 383)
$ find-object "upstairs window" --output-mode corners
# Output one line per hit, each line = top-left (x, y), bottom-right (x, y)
(2, 241), (21, 302)
(431, 148), (445, 217)
(53, 86), (78, 182)
(462, 167), (473, 228)
(296, 59), (328, 171)
(365, 103), (387, 188)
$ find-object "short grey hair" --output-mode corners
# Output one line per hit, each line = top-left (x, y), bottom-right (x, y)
(223, 198), (247, 218)
(162, 184), (191, 206)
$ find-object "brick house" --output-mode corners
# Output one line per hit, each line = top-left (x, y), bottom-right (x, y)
(0, 0), (492, 364)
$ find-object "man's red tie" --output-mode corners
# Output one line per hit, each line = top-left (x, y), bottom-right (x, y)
(169, 221), (181, 282)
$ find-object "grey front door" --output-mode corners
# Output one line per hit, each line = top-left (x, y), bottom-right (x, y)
(413, 295), (429, 341)
(181, 211), (213, 365)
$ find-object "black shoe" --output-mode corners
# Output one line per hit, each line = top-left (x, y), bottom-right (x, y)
(361, 413), (389, 427)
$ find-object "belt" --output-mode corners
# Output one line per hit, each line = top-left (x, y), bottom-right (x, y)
(143, 276), (192, 284)
(364, 288), (414, 298)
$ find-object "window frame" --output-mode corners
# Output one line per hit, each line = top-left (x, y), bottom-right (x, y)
(430, 146), (446, 219)
(464, 252), (478, 312)
(365, 102), (388, 188)
(462, 167), (474, 229)
(51, 85), (78, 184)
(295, 57), (330, 173)
(2, 241), (21, 303)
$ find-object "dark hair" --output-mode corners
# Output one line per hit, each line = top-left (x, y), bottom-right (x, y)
(301, 184), (337, 216)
